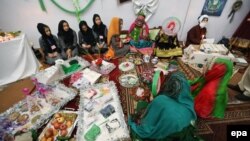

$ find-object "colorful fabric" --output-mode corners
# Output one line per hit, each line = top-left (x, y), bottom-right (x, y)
(107, 17), (120, 46)
(130, 40), (153, 49)
(190, 58), (233, 118)
(128, 71), (196, 140)
(129, 19), (152, 48)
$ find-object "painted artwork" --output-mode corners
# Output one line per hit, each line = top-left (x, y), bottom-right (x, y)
(201, 0), (227, 16)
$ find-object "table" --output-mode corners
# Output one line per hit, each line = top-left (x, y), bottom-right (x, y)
(183, 44), (235, 65)
(0, 34), (40, 86)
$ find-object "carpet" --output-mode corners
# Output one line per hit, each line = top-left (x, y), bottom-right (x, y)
(0, 78), (35, 113)
(110, 55), (250, 141)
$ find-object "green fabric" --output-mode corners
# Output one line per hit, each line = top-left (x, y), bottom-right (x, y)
(212, 58), (233, 118)
(149, 29), (160, 41)
(189, 58), (233, 118)
(61, 64), (81, 74)
(131, 27), (141, 41)
(128, 72), (196, 140)
(189, 77), (206, 98)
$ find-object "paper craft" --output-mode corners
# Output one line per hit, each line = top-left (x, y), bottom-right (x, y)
(90, 60), (116, 75)
(35, 57), (90, 84)
(71, 68), (102, 89)
(0, 84), (77, 138)
(118, 62), (135, 72)
(84, 124), (101, 141)
(100, 105), (115, 118)
(202, 38), (215, 44)
(77, 82), (130, 141)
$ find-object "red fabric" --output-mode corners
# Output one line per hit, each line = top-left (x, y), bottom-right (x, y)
(194, 64), (227, 118)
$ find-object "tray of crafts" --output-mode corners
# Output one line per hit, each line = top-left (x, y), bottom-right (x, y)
(38, 110), (78, 141)
(0, 84), (77, 138)
(90, 59), (116, 75)
(76, 82), (130, 141)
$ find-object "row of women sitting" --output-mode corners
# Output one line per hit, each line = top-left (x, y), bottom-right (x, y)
(37, 14), (110, 65)
(37, 13), (155, 65)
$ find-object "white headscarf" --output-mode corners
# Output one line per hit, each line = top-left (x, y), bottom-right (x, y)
(198, 15), (209, 23)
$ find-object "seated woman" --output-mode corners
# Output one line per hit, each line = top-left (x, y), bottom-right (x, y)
(185, 15), (209, 47)
(128, 71), (197, 140)
(37, 23), (62, 65)
(190, 58), (233, 118)
(78, 20), (99, 55)
(104, 17), (130, 60)
(129, 12), (153, 49)
(92, 14), (108, 53)
(155, 28), (180, 49)
(57, 20), (78, 59)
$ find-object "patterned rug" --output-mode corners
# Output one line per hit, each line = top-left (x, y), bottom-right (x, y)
(79, 55), (250, 140)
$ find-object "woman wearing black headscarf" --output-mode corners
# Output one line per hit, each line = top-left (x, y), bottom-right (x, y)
(57, 20), (78, 59)
(37, 23), (62, 65)
(78, 20), (98, 54)
(92, 14), (108, 53)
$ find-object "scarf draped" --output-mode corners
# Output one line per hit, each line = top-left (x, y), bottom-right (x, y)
(92, 14), (107, 42)
(107, 17), (120, 46)
(37, 23), (58, 53)
(58, 20), (74, 45)
(129, 71), (196, 139)
(190, 58), (233, 118)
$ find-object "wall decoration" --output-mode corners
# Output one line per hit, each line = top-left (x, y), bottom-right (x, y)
(132, 0), (159, 21)
(201, 0), (227, 16)
(162, 17), (181, 36)
(38, 0), (95, 22)
(228, 0), (243, 23)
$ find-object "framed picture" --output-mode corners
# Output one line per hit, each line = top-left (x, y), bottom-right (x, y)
(201, 0), (227, 16)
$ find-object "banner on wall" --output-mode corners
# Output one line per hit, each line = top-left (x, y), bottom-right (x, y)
(201, 0), (227, 16)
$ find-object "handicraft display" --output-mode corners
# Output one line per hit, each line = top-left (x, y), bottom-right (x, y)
(76, 82), (130, 141)
(70, 68), (102, 89)
(35, 56), (90, 84)
(90, 59), (116, 75)
(0, 31), (21, 42)
(0, 84), (76, 139)
(118, 62), (135, 72)
(162, 17), (181, 36)
(39, 0), (95, 22)
(119, 74), (139, 88)
(132, 0), (159, 21)
(38, 110), (78, 141)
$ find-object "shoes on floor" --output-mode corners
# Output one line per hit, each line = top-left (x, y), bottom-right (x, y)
(228, 84), (242, 92)
(235, 93), (250, 101)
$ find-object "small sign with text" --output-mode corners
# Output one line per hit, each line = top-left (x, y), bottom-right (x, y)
(227, 125), (250, 141)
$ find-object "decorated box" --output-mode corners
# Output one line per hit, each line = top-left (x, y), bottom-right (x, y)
(90, 59), (116, 75)
(70, 68), (102, 89)
(35, 56), (90, 84)
(0, 84), (77, 140)
(38, 110), (78, 141)
(76, 81), (130, 141)
(183, 44), (235, 65)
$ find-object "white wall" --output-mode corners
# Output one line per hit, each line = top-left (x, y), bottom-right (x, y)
(0, 0), (249, 49)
